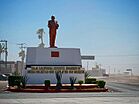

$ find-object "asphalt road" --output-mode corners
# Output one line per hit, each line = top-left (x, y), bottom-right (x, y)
(106, 82), (139, 92)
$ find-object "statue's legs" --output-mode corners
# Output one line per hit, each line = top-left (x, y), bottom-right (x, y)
(50, 32), (53, 47)
(50, 30), (56, 47)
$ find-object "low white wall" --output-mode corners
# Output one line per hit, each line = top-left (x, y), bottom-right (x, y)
(26, 73), (84, 84)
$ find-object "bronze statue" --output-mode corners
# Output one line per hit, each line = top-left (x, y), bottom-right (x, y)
(48, 16), (59, 48)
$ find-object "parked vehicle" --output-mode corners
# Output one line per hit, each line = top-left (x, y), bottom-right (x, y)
(0, 74), (8, 81)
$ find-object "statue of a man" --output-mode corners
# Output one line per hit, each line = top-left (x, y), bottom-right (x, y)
(48, 16), (59, 48)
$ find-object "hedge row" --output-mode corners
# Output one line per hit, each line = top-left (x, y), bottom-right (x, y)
(85, 78), (106, 88)
(8, 76), (27, 88)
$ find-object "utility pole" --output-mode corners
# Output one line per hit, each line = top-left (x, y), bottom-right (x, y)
(17, 43), (26, 51)
(87, 61), (89, 70)
(0, 40), (8, 73)
(5, 40), (8, 71)
(108, 66), (110, 75)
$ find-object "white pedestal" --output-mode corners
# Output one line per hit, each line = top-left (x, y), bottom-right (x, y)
(26, 47), (82, 66)
(27, 73), (84, 84)
(25, 47), (84, 84)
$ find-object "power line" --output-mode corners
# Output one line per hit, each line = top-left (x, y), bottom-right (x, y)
(17, 43), (26, 50)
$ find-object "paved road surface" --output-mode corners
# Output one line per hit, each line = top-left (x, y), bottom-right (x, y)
(106, 82), (139, 92)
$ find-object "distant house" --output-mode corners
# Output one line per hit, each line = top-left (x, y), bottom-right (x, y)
(86, 65), (106, 77)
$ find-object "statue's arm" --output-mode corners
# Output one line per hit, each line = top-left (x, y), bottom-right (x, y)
(48, 20), (51, 28)
(56, 23), (59, 29)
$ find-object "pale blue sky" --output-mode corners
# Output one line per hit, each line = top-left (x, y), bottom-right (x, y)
(0, 0), (139, 74)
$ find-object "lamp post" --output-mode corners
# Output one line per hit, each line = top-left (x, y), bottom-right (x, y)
(87, 61), (89, 70)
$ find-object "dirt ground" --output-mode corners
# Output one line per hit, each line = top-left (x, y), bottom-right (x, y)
(0, 81), (8, 92)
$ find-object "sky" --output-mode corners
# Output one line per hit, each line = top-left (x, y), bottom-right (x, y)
(0, 0), (139, 75)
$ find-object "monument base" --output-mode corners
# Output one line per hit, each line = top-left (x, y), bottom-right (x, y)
(25, 47), (84, 84)
(26, 73), (84, 84)
(25, 65), (85, 84)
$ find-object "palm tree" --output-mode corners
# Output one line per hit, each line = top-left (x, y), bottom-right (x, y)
(36, 28), (45, 47)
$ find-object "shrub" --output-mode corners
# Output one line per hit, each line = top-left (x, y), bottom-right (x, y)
(92, 81), (97, 84)
(97, 80), (106, 88)
(21, 75), (28, 88)
(44, 80), (50, 86)
(8, 76), (23, 88)
(70, 77), (77, 89)
(84, 72), (91, 80)
(85, 78), (96, 84)
(78, 80), (83, 85)
(55, 71), (62, 90)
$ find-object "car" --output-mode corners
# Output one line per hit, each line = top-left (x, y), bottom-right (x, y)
(0, 74), (8, 81)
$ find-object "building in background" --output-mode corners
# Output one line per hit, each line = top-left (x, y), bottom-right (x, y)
(86, 65), (106, 77)
(0, 61), (15, 74)
(0, 61), (23, 75)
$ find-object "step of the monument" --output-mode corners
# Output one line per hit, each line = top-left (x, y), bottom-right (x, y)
(26, 84), (98, 89)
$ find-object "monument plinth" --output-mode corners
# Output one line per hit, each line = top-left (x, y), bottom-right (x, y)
(25, 47), (84, 84)
(24, 16), (85, 84)
(26, 47), (81, 66)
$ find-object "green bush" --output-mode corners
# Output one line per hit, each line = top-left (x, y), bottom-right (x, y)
(70, 77), (77, 89)
(8, 76), (23, 88)
(84, 72), (91, 80)
(55, 71), (62, 90)
(97, 80), (106, 88)
(78, 80), (83, 85)
(44, 80), (50, 87)
(91, 81), (97, 84)
(85, 78), (96, 84)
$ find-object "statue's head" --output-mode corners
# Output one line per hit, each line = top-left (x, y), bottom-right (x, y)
(51, 16), (55, 20)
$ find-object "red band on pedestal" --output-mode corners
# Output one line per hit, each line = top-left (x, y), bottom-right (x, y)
(51, 51), (59, 57)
